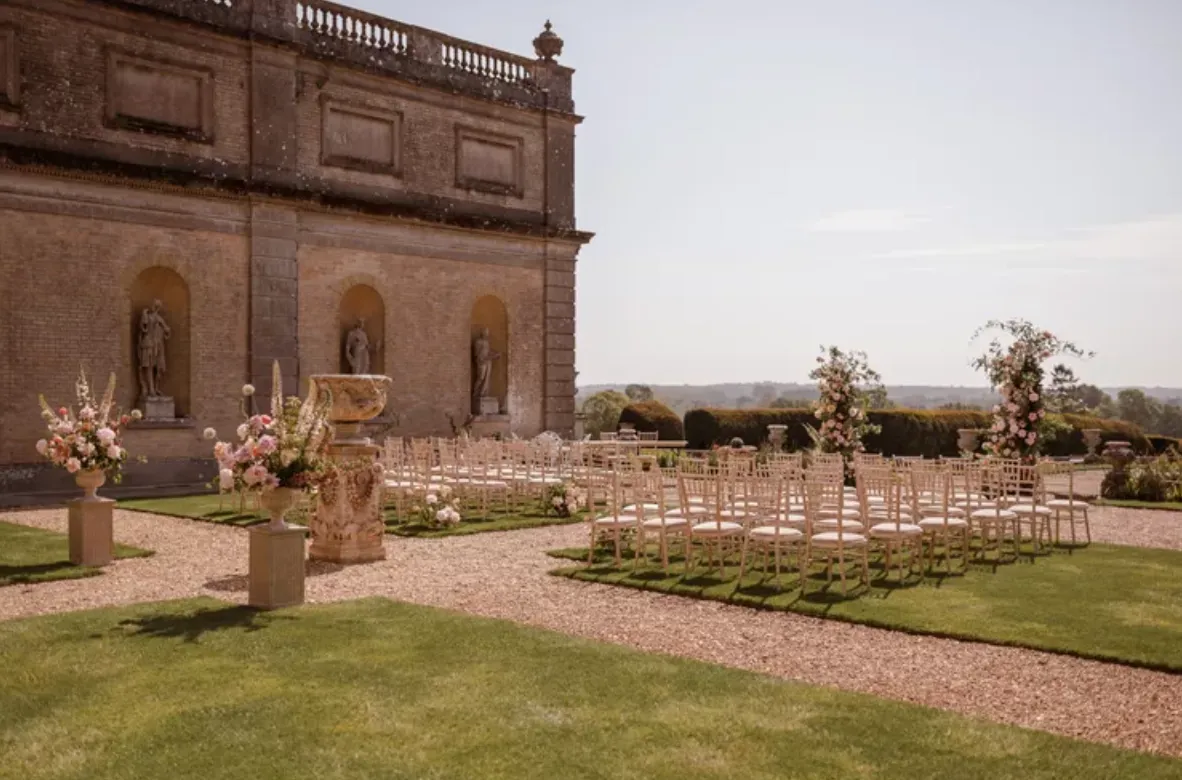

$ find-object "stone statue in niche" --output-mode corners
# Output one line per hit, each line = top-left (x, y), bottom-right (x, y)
(471, 326), (501, 415)
(137, 299), (175, 419)
(344, 318), (380, 375)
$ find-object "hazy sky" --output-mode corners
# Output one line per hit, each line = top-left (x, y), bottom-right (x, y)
(358, 0), (1182, 387)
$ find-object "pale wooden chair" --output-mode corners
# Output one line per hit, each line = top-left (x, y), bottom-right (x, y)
(861, 465), (922, 581)
(1043, 462), (1092, 546)
(738, 467), (805, 587)
(915, 464), (971, 573)
(804, 477), (869, 596)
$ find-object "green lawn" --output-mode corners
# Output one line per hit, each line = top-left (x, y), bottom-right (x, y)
(0, 521), (152, 587)
(0, 598), (1176, 780)
(120, 493), (585, 538)
(550, 543), (1182, 672)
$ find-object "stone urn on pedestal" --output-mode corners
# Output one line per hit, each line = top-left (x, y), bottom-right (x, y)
(767, 424), (788, 451)
(69, 469), (114, 566)
(956, 429), (981, 456)
(248, 487), (308, 610)
(1082, 429), (1103, 460)
(308, 374), (392, 564)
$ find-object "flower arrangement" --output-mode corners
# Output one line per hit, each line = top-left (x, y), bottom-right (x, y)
(972, 319), (1090, 461)
(36, 369), (141, 481)
(545, 482), (585, 517)
(409, 484), (462, 529)
(806, 346), (883, 467)
(209, 362), (334, 494)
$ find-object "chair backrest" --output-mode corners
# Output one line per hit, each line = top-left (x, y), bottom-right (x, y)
(858, 464), (907, 529)
(638, 430), (659, 441)
(804, 476), (845, 538)
(678, 462), (721, 520)
(745, 467), (784, 524)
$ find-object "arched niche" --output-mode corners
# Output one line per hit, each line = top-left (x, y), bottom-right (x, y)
(338, 284), (385, 375)
(129, 266), (190, 416)
(471, 295), (508, 414)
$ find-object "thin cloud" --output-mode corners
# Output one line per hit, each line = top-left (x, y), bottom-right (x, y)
(872, 213), (1182, 263)
(810, 209), (930, 233)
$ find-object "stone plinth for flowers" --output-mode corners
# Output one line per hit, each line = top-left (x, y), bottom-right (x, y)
(210, 363), (334, 609)
(308, 374), (393, 564)
(37, 370), (141, 567)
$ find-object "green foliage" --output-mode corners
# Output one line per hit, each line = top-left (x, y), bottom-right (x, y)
(618, 400), (684, 441)
(1039, 414), (1152, 456)
(1103, 453), (1182, 503)
(623, 384), (654, 402)
(581, 390), (630, 438)
(684, 408), (1149, 457)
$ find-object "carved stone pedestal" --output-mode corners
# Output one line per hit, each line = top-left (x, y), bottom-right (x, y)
(248, 523), (308, 609)
(310, 439), (387, 564)
(142, 395), (176, 421)
(471, 414), (511, 439)
(68, 496), (114, 566)
(477, 396), (500, 416)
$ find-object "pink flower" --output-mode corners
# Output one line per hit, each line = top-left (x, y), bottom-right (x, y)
(1028, 412), (1038, 421)
(106, 445), (122, 460)
(65, 457), (81, 474)
(35, 439), (48, 455)
(256, 435), (278, 454)
(1029, 393), (1039, 402)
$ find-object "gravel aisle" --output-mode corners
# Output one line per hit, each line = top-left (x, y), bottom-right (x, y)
(1, 505), (1181, 757)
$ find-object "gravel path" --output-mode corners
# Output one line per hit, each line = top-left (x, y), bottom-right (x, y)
(2, 504), (1181, 758)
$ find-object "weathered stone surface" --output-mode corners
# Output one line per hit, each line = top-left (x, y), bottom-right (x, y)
(248, 523), (308, 609)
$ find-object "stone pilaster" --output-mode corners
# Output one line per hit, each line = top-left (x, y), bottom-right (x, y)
(249, 202), (300, 402)
(543, 246), (577, 435)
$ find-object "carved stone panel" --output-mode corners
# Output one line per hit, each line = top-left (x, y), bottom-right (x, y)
(105, 50), (215, 142)
(321, 98), (403, 176)
(0, 27), (18, 110)
(455, 126), (524, 197)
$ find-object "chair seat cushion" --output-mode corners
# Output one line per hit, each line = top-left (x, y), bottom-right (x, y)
(918, 516), (970, 529)
(869, 522), (923, 537)
(814, 518), (864, 532)
(919, 506), (966, 518)
(718, 509), (748, 520)
(818, 508), (861, 520)
(622, 503), (660, 514)
(666, 506), (710, 517)
(1046, 499), (1091, 509)
(810, 532), (868, 547)
(971, 508), (1017, 521)
(1009, 504), (1052, 516)
(691, 521), (744, 536)
(749, 526), (805, 541)
(641, 516), (689, 529)
(594, 514), (638, 528)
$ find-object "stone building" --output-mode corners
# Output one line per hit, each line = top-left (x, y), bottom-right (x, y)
(0, 0), (591, 502)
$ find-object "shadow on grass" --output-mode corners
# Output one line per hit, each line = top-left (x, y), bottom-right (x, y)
(114, 606), (289, 643)
(0, 561), (97, 585)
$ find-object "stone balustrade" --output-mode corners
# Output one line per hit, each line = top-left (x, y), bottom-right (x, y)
(111, 0), (573, 110)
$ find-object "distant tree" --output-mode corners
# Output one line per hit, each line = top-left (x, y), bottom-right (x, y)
(752, 383), (778, 407)
(1045, 364), (1087, 414)
(865, 386), (895, 410)
(1157, 403), (1182, 438)
(1116, 388), (1161, 431)
(937, 402), (984, 411)
(735, 395), (755, 409)
(624, 384), (653, 402)
(581, 390), (630, 438)
(1076, 384), (1111, 412)
(770, 395), (811, 409)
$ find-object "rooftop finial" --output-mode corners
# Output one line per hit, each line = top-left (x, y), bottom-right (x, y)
(532, 19), (563, 62)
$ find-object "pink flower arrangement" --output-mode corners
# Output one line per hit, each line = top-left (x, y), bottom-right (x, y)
(807, 346), (884, 470)
(36, 369), (141, 481)
(972, 319), (1090, 462)
(209, 362), (334, 495)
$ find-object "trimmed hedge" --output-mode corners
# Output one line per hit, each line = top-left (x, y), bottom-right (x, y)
(619, 400), (685, 441)
(683, 408), (1151, 456)
(1146, 435), (1182, 455)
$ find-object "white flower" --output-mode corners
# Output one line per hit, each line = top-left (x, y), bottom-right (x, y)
(35, 439), (48, 455)
(552, 496), (563, 507)
(440, 485), (453, 499)
(66, 457), (81, 474)
(242, 384), (256, 397)
(203, 427), (217, 440)
(426, 493), (439, 506)
(280, 449), (296, 467)
(130, 409), (143, 421)
(106, 445), (122, 460)
(219, 468), (235, 491)
(97, 427), (116, 446)
(236, 423), (249, 440)
(79, 406), (95, 421)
